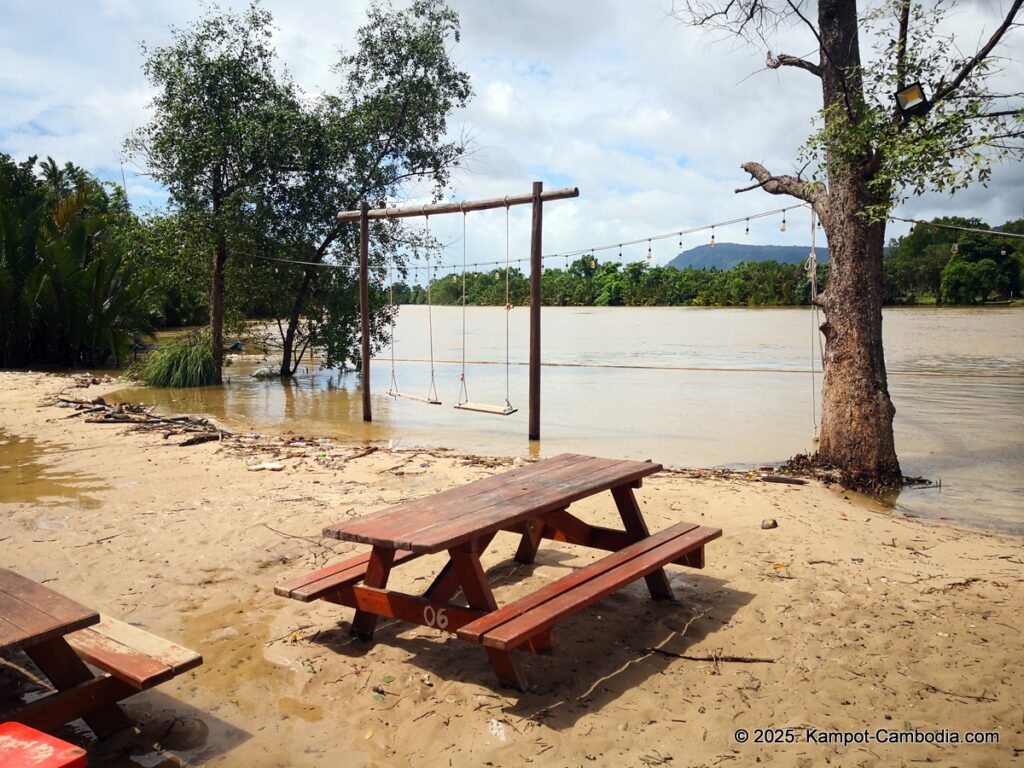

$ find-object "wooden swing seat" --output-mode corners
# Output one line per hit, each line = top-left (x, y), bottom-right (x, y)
(389, 390), (442, 405)
(454, 401), (517, 416)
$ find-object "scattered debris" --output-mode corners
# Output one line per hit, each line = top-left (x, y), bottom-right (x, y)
(53, 394), (228, 445)
(246, 461), (285, 472)
(760, 475), (807, 485)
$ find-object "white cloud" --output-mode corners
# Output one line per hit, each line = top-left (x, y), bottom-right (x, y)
(1, 0), (1020, 264)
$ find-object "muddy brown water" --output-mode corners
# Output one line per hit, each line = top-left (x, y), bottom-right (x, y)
(106, 305), (1023, 532)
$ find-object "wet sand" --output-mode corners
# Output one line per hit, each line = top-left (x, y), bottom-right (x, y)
(1, 371), (1021, 767)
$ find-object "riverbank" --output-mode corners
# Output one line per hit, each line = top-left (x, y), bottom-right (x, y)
(1, 371), (1021, 767)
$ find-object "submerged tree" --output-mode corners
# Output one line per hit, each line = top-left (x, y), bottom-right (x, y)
(127, 3), (302, 383)
(269, 0), (472, 376)
(129, 0), (470, 380)
(676, 0), (1023, 489)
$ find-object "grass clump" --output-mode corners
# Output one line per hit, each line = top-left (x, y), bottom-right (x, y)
(141, 333), (217, 388)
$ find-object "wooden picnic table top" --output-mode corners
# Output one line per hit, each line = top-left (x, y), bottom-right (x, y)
(0, 568), (99, 654)
(324, 453), (663, 554)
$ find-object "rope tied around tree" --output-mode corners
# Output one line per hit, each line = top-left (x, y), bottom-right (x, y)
(804, 208), (824, 441)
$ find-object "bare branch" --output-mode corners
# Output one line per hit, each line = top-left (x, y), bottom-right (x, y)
(784, 0), (856, 120)
(767, 51), (821, 77)
(932, 0), (1023, 103)
(895, 0), (910, 93)
(971, 109), (1024, 120)
(738, 161), (827, 208)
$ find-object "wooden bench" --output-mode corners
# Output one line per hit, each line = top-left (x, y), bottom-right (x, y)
(64, 616), (202, 691)
(458, 522), (721, 651)
(275, 549), (419, 602)
(1, 568), (202, 735)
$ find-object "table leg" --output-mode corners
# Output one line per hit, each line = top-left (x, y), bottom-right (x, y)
(24, 637), (131, 737)
(449, 545), (527, 690)
(351, 547), (396, 640)
(611, 485), (675, 601)
(425, 532), (497, 603)
(514, 518), (546, 564)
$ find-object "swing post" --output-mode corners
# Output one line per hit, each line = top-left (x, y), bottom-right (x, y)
(359, 200), (372, 422)
(529, 181), (543, 441)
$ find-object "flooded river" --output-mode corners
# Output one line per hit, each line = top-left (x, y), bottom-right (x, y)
(113, 306), (1024, 533)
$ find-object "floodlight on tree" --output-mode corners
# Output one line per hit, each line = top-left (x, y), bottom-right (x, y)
(895, 82), (931, 118)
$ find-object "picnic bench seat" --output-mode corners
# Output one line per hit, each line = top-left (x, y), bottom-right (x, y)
(64, 616), (202, 691)
(458, 522), (721, 651)
(274, 548), (419, 602)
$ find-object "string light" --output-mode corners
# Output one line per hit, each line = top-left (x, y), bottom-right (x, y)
(710, 226), (716, 247)
(259, 202), (810, 275)
(745, 218), (750, 236)
(646, 239), (653, 261)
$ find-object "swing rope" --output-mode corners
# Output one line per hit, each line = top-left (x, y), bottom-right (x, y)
(426, 214), (440, 404)
(504, 200), (512, 410)
(387, 250), (398, 397)
(458, 206), (469, 406)
(805, 207), (823, 441)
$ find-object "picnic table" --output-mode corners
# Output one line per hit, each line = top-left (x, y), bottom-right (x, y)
(0, 568), (201, 735)
(277, 453), (721, 689)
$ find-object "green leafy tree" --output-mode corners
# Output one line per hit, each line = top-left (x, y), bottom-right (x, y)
(127, 3), (303, 382)
(677, 0), (1023, 489)
(262, 0), (472, 376)
(1, 155), (151, 367)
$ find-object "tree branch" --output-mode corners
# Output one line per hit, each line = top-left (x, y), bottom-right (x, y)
(895, 0), (910, 93)
(784, 0), (856, 121)
(767, 51), (821, 77)
(932, 0), (1023, 103)
(737, 161), (826, 208)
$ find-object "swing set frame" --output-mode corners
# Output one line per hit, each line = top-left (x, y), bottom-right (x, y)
(338, 182), (579, 441)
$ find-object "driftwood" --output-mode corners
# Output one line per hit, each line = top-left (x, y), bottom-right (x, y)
(646, 648), (776, 664)
(55, 395), (229, 446)
(760, 475), (808, 485)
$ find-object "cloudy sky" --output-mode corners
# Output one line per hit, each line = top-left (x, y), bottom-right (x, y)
(1, 0), (1021, 267)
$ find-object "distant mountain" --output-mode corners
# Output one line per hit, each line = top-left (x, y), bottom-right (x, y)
(666, 242), (829, 271)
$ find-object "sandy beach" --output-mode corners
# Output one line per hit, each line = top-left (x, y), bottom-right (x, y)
(1, 370), (1021, 767)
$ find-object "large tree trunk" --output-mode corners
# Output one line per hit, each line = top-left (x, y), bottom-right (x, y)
(210, 237), (227, 384)
(816, 190), (901, 488)
(813, 0), (901, 488)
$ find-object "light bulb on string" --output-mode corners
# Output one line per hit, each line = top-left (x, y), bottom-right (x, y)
(678, 232), (682, 251)
(780, 211), (787, 233)
(646, 239), (652, 261)
(745, 219), (750, 236)
(619, 244), (623, 260)
(590, 254), (597, 269)
(710, 226), (716, 247)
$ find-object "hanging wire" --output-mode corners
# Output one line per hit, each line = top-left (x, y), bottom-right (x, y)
(257, 202), (811, 274)
(805, 207), (823, 442)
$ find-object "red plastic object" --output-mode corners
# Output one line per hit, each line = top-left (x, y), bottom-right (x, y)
(0, 722), (87, 768)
